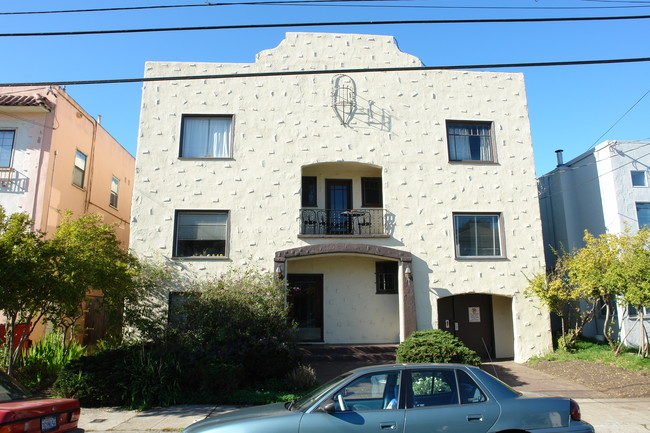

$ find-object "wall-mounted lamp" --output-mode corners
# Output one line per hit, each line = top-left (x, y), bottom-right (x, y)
(275, 265), (284, 280)
(404, 265), (412, 280)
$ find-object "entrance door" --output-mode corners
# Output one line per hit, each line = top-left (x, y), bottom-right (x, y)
(326, 179), (352, 234)
(287, 274), (324, 342)
(437, 294), (494, 359)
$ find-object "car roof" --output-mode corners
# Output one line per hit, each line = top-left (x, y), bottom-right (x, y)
(347, 363), (476, 374)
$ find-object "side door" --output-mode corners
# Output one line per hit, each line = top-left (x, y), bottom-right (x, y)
(403, 368), (500, 433)
(300, 370), (405, 433)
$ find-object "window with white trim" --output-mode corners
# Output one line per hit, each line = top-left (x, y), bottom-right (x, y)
(180, 116), (232, 158)
(174, 211), (229, 258)
(0, 130), (15, 167)
(454, 213), (503, 258)
(109, 176), (119, 208)
(73, 150), (87, 188)
(447, 121), (494, 162)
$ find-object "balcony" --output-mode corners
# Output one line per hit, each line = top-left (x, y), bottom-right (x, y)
(299, 208), (386, 237)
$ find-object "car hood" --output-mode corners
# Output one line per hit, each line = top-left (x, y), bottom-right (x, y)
(0, 398), (80, 423)
(183, 403), (301, 433)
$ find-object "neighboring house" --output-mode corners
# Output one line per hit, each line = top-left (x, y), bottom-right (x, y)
(538, 140), (650, 348)
(0, 85), (135, 344)
(131, 32), (551, 362)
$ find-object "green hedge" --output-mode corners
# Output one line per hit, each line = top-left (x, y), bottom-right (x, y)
(396, 329), (481, 366)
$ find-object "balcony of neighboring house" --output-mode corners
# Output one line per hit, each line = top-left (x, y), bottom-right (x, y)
(299, 162), (389, 238)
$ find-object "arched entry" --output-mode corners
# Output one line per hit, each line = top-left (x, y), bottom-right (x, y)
(275, 244), (415, 343)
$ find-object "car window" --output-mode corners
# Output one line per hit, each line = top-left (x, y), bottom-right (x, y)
(333, 371), (401, 411)
(456, 369), (487, 404)
(408, 369), (458, 407)
(0, 370), (30, 402)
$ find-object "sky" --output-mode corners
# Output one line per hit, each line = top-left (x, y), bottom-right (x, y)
(1, 0), (649, 176)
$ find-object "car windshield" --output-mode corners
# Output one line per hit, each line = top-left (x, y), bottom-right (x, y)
(291, 372), (353, 411)
(0, 370), (31, 402)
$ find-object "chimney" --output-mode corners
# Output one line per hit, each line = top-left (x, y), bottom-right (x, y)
(97, 114), (102, 125)
(555, 149), (564, 166)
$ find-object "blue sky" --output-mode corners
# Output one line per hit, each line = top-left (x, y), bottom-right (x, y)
(1, 0), (649, 176)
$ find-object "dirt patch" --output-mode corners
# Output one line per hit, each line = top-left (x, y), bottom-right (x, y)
(528, 360), (650, 398)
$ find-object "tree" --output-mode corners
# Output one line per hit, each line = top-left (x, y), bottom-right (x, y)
(0, 207), (141, 375)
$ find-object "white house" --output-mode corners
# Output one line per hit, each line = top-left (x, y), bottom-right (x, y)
(131, 32), (552, 362)
(539, 140), (650, 348)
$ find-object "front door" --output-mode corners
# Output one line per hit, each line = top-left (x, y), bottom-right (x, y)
(287, 274), (324, 342)
(438, 294), (494, 359)
(326, 179), (352, 234)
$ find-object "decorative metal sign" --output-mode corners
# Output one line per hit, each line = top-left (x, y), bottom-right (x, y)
(331, 74), (357, 126)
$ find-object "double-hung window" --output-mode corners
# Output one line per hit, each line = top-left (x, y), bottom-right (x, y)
(180, 116), (232, 158)
(375, 261), (398, 294)
(109, 176), (119, 208)
(174, 211), (229, 258)
(73, 150), (87, 188)
(454, 213), (503, 258)
(0, 130), (15, 167)
(447, 121), (494, 162)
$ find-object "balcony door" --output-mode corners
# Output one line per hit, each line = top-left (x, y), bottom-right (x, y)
(326, 179), (352, 234)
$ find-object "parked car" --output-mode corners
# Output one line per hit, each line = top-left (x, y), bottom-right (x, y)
(0, 369), (80, 433)
(183, 363), (594, 433)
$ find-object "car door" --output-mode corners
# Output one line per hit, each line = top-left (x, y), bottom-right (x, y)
(300, 370), (405, 433)
(402, 368), (500, 433)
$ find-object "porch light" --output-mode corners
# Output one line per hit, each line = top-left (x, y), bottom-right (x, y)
(275, 265), (284, 280)
(404, 266), (412, 280)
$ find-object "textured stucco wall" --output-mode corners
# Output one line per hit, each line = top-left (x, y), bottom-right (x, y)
(132, 32), (551, 361)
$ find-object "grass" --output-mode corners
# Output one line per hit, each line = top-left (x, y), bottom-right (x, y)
(528, 338), (650, 372)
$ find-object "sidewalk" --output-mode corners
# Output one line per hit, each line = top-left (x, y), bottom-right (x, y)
(78, 361), (650, 433)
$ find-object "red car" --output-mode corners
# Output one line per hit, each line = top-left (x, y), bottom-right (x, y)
(0, 370), (80, 433)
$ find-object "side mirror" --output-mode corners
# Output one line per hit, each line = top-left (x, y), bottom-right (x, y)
(320, 402), (336, 414)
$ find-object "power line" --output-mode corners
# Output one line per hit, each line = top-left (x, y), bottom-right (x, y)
(2, 14), (650, 38)
(3, 0), (650, 15)
(588, 89), (650, 148)
(1, 56), (649, 87)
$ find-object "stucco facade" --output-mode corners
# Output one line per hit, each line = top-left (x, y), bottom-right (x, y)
(131, 32), (552, 362)
(0, 85), (135, 343)
(539, 140), (650, 348)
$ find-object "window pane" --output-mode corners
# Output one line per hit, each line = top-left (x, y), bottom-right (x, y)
(631, 171), (647, 187)
(637, 203), (650, 229)
(181, 117), (231, 158)
(0, 131), (15, 167)
(110, 177), (119, 208)
(175, 212), (228, 257)
(456, 370), (487, 404)
(455, 214), (501, 257)
(410, 370), (458, 407)
(362, 177), (383, 207)
(376, 261), (398, 294)
(447, 122), (493, 162)
(73, 151), (87, 187)
(302, 176), (317, 207)
(334, 371), (400, 411)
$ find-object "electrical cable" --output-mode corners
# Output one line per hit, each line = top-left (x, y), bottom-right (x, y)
(588, 89), (650, 149)
(2, 14), (650, 38)
(1, 56), (649, 87)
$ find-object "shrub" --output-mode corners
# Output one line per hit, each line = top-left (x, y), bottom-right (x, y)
(285, 364), (317, 392)
(396, 329), (481, 366)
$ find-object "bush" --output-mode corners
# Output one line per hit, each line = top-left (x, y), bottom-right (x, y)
(285, 364), (317, 392)
(396, 330), (481, 366)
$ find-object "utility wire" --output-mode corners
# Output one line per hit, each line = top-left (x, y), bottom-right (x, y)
(588, 89), (650, 148)
(3, 0), (650, 15)
(1, 56), (649, 87)
(2, 14), (650, 37)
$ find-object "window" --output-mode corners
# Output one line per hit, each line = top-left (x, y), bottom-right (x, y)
(447, 121), (494, 162)
(333, 371), (401, 411)
(454, 214), (502, 258)
(631, 171), (648, 187)
(637, 203), (650, 229)
(109, 176), (119, 208)
(456, 370), (487, 404)
(73, 150), (87, 188)
(180, 116), (232, 158)
(302, 176), (317, 207)
(376, 261), (398, 294)
(409, 369), (458, 407)
(174, 211), (228, 258)
(362, 177), (383, 207)
(0, 130), (15, 167)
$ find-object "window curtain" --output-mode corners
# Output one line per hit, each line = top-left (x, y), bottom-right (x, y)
(448, 124), (491, 161)
(177, 213), (227, 241)
(182, 118), (231, 158)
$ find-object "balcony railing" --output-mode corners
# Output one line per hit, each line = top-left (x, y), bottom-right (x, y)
(299, 208), (386, 236)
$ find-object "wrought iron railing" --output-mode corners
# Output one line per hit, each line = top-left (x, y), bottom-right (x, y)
(299, 208), (385, 236)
